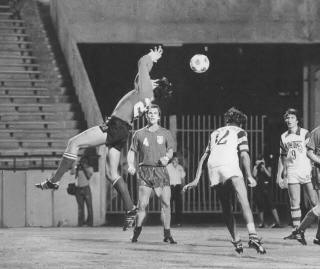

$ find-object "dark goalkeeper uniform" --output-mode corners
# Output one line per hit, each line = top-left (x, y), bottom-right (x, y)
(99, 54), (154, 151)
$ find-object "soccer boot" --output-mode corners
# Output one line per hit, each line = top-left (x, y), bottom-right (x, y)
(231, 239), (243, 254)
(123, 207), (137, 231)
(163, 235), (177, 244)
(284, 228), (307, 245)
(313, 237), (320, 245)
(248, 236), (266, 254)
(131, 226), (142, 243)
(35, 179), (59, 190)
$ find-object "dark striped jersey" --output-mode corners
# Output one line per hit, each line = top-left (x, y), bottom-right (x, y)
(206, 125), (249, 167)
(130, 126), (175, 166)
(112, 54), (154, 125)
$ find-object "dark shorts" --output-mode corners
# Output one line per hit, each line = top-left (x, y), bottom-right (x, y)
(311, 165), (320, 190)
(99, 116), (131, 151)
(138, 166), (170, 188)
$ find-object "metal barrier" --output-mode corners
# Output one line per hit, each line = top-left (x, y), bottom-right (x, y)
(106, 114), (269, 214)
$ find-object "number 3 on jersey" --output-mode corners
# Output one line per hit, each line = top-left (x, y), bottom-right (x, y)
(215, 130), (230, 145)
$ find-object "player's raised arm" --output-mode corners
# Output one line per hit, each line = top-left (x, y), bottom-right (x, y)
(135, 46), (163, 97)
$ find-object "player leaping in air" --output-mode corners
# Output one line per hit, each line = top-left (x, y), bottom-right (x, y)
(35, 46), (172, 230)
(183, 107), (266, 254)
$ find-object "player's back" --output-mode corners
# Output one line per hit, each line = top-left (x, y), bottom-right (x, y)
(207, 125), (246, 167)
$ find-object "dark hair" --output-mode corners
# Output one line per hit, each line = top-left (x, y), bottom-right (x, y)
(283, 108), (299, 121)
(153, 77), (173, 100)
(147, 103), (161, 117)
(224, 107), (247, 127)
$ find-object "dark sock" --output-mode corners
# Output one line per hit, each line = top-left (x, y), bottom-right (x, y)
(134, 226), (142, 235)
(113, 177), (134, 211)
(299, 210), (318, 231)
(315, 216), (320, 239)
(164, 228), (171, 238)
(51, 156), (75, 183)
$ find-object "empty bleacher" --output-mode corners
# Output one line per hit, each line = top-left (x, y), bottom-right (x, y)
(0, 1), (85, 170)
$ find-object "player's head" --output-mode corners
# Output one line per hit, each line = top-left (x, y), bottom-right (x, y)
(153, 77), (173, 100)
(224, 107), (247, 127)
(146, 104), (161, 125)
(283, 108), (299, 129)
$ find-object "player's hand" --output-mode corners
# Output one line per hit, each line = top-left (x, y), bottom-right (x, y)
(281, 169), (287, 179)
(247, 176), (257, 187)
(159, 156), (170, 166)
(149, 46), (163, 63)
(278, 177), (288, 189)
(128, 165), (136, 176)
(151, 79), (159, 89)
(182, 180), (199, 192)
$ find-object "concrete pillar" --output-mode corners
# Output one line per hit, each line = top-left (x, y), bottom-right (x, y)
(303, 64), (320, 130)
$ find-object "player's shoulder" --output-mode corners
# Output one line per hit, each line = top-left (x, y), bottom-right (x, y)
(159, 126), (171, 135)
(134, 126), (148, 135)
(281, 130), (288, 139)
(299, 128), (309, 135)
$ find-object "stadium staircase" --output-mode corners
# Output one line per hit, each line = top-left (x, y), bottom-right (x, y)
(0, 0), (85, 170)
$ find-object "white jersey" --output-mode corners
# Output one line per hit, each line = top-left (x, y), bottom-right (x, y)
(280, 127), (311, 178)
(206, 125), (249, 168)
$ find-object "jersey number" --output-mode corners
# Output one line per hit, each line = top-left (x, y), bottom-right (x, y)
(290, 150), (296, 160)
(215, 130), (230, 145)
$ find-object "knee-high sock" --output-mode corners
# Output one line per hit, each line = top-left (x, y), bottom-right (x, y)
(51, 153), (77, 183)
(316, 217), (320, 239)
(299, 209), (318, 231)
(291, 206), (301, 228)
(162, 205), (171, 230)
(113, 177), (134, 211)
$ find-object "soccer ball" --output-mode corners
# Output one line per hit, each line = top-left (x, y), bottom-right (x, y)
(190, 54), (210, 73)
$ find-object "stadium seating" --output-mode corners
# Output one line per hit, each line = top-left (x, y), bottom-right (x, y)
(0, 1), (84, 169)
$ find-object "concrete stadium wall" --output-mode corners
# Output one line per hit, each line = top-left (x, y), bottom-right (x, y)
(50, 0), (320, 43)
(0, 170), (105, 227)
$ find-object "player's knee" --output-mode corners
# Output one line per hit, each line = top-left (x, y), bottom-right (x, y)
(138, 201), (148, 211)
(66, 137), (79, 153)
(312, 205), (320, 216)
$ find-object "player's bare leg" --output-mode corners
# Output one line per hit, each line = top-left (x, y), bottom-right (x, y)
(158, 186), (177, 244)
(106, 147), (136, 230)
(35, 126), (106, 190)
(231, 176), (266, 254)
(216, 182), (242, 253)
(314, 190), (320, 244)
(131, 186), (152, 242)
(303, 183), (318, 207)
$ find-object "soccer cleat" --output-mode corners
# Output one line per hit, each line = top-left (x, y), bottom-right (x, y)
(248, 236), (266, 254)
(284, 228), (307, 245)
(123, 207), (137, 231)
(35, 179), (59, 190)
(270, 223), (282, 228)
(231, 239), (243, 254)
(163, 235), (177, 244)
(313, 237), (320, 245)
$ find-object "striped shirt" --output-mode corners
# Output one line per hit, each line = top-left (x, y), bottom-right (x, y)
(206, 125), (249, 167)
(280, 127), (311, 174)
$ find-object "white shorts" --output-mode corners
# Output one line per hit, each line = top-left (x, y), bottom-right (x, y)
(287, 172), (311, 185)
(207, 164), (243, 186)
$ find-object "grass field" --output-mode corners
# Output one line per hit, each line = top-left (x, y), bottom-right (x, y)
(0, 225), (318, 269)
